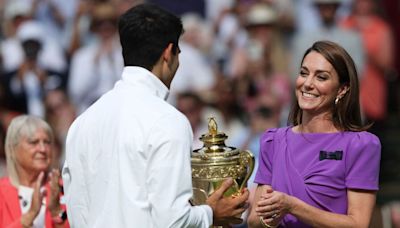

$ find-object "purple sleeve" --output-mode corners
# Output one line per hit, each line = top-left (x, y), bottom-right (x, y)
(254, 128), (277, 185)
(345, 131), (381, 190)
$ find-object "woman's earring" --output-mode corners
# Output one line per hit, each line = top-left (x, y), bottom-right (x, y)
(335, 97), (339, 105)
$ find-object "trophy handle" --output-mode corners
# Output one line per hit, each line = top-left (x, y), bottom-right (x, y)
(239, 150), (255, 191)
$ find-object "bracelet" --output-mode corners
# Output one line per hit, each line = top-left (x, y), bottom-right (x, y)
(259, 216), (277, 228)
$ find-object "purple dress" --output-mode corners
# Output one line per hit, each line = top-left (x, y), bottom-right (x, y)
(254, 127), (381, 227)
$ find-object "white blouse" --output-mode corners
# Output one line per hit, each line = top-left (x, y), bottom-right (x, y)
(18, 186), (45, 228)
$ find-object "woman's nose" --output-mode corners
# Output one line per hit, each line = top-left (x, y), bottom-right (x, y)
(303, 76), (314, 89)
(37, 141), (48, 152)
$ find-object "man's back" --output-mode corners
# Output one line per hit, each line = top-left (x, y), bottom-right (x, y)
(62, 67), (212, 227)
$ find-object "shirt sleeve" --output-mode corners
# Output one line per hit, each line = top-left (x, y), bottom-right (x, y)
(146, 113), (212, 228)
(62, 121), (89, 228)
(254, 128), (277, 185)
(345, 131), (381, 190)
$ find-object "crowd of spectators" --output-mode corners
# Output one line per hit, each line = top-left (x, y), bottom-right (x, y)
(0, 0), (398, 227)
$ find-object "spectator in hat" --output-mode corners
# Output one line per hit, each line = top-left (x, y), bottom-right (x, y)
(1, 0), (33, 72)
(1, 0), (66, 74)
(229, 2), (292, 125)
(68, 1), (123, 114)
(230, 2), (290, 77)
(0, 20), (66, 117)
(292, 0), (353, 33)
(290, 0), (365, 84)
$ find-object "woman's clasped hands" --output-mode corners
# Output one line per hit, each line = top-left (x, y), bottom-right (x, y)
(256, 187), (292, 227)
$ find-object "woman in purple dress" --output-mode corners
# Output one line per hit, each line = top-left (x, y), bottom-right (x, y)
(248, 40), (381, 228)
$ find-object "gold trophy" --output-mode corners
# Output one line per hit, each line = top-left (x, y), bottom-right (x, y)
(191, 117), (255, 224)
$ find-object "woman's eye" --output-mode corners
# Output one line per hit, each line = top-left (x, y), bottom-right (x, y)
(317, 74), (328, 80)
(299, 71), (307, 77)
(29, 140), (38, 145)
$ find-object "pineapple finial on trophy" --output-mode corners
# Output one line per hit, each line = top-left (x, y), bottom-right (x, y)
(208, 117), (218, 135)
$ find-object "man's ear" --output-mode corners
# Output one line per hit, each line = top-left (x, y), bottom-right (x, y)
(162, 43), (174, 64)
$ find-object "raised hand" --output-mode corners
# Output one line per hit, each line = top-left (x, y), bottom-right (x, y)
(20, 172), (45, 227)
(47, 169), (62, 216)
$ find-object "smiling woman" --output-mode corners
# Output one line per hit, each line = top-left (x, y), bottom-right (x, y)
(290, 40), (365, 132)
(295, 51), (349, 123)
(0, 115), (69, 228)
(248, 41), (381, 228)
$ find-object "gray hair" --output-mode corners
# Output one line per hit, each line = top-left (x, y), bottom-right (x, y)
(5, 115), (54, 187)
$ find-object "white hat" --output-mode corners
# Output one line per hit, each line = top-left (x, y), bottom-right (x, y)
(16, 21), (45, 43)
(3, 0), (31, 20)
(245, 3), (277, 26)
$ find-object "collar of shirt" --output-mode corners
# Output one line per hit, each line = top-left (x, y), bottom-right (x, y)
(121, 66), (170, 101)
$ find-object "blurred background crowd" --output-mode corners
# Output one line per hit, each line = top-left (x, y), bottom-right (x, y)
(0, 0), (398, 227)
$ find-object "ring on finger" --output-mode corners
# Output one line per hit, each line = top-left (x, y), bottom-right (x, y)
(271, 213), (278, 219)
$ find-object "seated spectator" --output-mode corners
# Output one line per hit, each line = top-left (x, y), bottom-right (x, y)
(0, 115), (69, 227)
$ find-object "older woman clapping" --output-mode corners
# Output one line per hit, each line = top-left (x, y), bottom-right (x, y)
(0, 115), (69, 228)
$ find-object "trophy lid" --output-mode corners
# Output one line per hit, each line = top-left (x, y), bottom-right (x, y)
(199, 117), (228, 149)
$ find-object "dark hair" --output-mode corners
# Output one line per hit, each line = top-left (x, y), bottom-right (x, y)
(118, 3), (183, 70)
(288, 40), (369, 131)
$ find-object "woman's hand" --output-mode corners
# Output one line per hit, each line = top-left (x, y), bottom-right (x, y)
(21, 172), (45, 227)
(255, 188), (293, 225)
(47, 169), (62, 216)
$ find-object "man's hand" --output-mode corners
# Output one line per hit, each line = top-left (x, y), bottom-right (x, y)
(206, 178), (249, 225)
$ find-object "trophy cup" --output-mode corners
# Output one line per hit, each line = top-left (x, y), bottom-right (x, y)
(191, 117), (255, 224)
